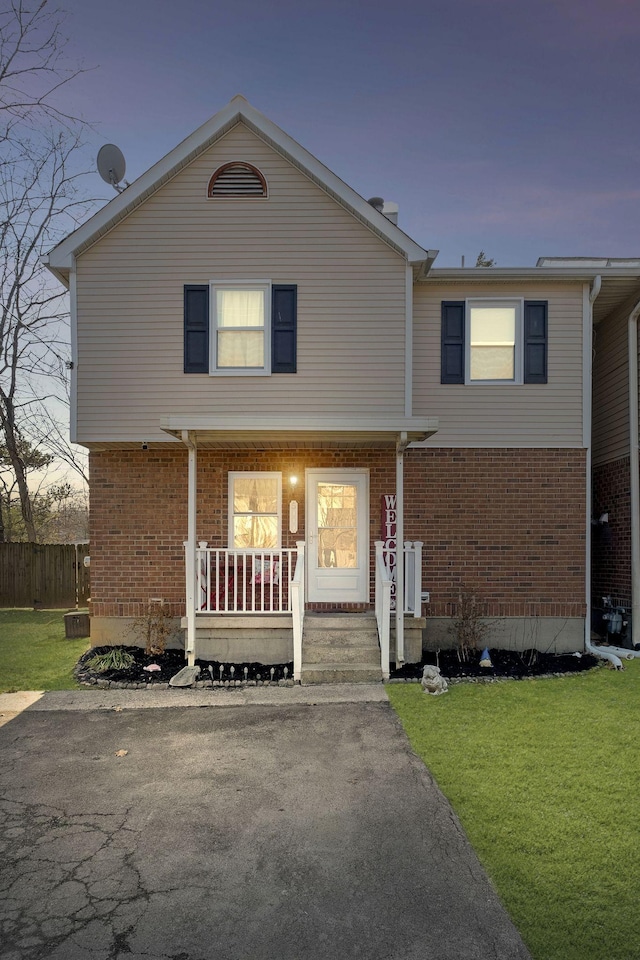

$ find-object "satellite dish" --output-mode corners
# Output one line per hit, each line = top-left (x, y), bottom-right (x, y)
(97, 143), (127, 193)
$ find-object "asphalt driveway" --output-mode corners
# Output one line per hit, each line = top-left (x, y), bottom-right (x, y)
(0, 695), (530, 960)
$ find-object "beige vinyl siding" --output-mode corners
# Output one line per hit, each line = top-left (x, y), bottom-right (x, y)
(413, 282), (584, 446)
(75, 122), (407, 442)
(592, 304), (631, 465)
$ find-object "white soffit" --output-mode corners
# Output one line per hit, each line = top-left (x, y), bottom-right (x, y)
(160, 416), (438, 448)
(45, 95), (429, 279)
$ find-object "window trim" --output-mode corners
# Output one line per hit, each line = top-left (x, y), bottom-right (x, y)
(465, 297), (524, 385)
(228, 472), (282, 551)
(210, 280), (272, 377)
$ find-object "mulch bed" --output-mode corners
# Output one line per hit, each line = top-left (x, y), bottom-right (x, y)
(75, 645), (601, 689)
(75, 646), (294, 689)
(390, 647), (600, 682)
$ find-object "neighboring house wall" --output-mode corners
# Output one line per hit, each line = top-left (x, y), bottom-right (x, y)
(593, 304), (631, 465)
(591, 304), (638, 608)
(75, 122), (408, 443)
(592, 456), (631, 605)
(412, 281), (585, 446)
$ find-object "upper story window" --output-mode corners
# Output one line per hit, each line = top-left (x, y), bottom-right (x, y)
(214, 283), (269, 372)
(468, 300), (520, 383)
(441, 299), (548, 385)
(184, 283), (297, 376)
(207, 162), (267, 198)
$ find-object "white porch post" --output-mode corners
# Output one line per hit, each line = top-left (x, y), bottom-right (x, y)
(395, 432), (408, 663)
(183, 430), (197, 667)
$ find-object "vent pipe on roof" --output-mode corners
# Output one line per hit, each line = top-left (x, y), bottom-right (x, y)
(367, 196), (399, 224)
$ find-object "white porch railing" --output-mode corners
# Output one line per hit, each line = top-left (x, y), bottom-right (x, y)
(403, 540), (423, 616)
(195, 545), (297, 614)
(291, 541), (305, 682)
(375, 540), (424, 677)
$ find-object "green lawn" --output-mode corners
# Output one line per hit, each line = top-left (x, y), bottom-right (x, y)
(387, 662), (640, 960)
(0, 609), (90, 692)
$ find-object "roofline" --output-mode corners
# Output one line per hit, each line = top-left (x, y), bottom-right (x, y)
(44, 95), (429, 276)
(423, 266), (640, 282)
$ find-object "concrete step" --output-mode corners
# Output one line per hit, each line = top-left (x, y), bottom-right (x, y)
(303, 613), (377, 631)
(302, 644), (381, 666)
(302, 613), (379, 649)
(301, 663), (383, 684)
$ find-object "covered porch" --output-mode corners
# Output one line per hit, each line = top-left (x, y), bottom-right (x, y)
(162, 415), (438, 681)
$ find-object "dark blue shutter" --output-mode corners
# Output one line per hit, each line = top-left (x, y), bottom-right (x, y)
(441, 301), (465, 383)
(524, 301), (547, 384)
(272, 284), (297, 373)
(184, 285), (209, 374)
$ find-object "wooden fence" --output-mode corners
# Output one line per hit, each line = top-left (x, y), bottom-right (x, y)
(0, 543), (90, 609)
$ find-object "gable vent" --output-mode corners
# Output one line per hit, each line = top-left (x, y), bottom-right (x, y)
(207, 162), (267, 198)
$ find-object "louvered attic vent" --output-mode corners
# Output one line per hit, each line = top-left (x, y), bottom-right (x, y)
(207, 162), (267, 198)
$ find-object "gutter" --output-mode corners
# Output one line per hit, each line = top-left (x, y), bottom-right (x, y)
(584, 277), (624, 669)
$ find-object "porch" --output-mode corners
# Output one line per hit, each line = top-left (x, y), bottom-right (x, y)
(183, 541), (425, 680)
(162, 414), (438, 682)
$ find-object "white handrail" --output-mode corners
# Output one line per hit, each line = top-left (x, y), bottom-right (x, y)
(291, 541), (305, 682)
(375, 540), (392, 680)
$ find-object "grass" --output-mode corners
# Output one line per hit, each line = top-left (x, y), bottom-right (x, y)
(0, 609), (90, 692)
(387, 663), (640, 960)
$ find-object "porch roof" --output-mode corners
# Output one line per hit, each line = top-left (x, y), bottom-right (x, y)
(160, 415), (438, 449)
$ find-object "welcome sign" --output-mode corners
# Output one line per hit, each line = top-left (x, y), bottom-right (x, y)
(380, 494), (397, 610)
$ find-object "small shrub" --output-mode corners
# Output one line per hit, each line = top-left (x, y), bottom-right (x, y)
(130, 599), (177, 656)
(449, 590), (496, 662)
(85, 648), (135, 673)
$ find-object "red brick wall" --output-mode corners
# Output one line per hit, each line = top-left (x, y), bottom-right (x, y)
(406, 448), (586, 618)
(592, 456), (631, 605)
(90, 447), (587, 619)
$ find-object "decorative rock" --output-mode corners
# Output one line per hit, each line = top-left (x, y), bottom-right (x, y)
(421, 664), (448, 696)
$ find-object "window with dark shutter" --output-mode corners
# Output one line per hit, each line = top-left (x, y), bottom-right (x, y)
(271, 285), (297, 373)
(207, 162), (267, 198)
(524, 301), (548, 384)
(441, 301), (465, 383)
(184, 285), (209, 373)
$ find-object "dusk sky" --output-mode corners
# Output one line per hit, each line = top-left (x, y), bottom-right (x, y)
(58, 0), (640, 267)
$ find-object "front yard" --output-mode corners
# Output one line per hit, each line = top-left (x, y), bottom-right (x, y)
(388, 662), (640, 960)
(0, 609), (89, 692)
(2, 608), (639, 958)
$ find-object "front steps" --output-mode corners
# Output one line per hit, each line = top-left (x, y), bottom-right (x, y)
(300, 613), (382, 684)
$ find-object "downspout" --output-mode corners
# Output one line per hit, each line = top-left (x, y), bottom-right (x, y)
(584, 277), (623, 668)
(396, 431), (408, 663)
(182, 430), (198, 668)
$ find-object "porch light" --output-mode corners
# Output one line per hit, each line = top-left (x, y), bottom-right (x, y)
(290, 475), (298, 487)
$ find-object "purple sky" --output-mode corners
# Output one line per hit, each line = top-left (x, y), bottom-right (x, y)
(58, 0), (640, 266)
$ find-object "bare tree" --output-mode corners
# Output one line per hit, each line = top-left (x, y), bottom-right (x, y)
(0, 0), (87, 137)
(0, 1), (91, 539)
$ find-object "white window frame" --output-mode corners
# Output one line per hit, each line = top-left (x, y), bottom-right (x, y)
(210, 280), (271, 376)
(465, 297), (524, 385)
(228, 472), (282, 551)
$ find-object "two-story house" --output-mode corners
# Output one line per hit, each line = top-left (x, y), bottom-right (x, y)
(45, 96), (640, 680)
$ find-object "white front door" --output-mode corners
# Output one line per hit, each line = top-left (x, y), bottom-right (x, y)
(306, 469), (369, 603)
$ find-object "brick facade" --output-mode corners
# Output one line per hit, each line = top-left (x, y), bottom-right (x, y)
(592, 456), (632, 605)
(90, 446), (587, 621)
